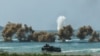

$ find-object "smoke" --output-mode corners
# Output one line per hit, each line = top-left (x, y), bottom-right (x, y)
(57, 16), (66, 31)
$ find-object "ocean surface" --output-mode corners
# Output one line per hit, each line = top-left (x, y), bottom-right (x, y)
(0, 30), (100, 53)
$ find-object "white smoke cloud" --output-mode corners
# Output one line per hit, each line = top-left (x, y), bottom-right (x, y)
(57, 16), (66, 31)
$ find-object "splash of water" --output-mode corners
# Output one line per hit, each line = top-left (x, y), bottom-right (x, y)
(57, 16), (66, 31)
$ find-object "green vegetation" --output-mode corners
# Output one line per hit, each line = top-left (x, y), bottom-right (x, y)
(0, 52), (51, 56)
(0, 52), (91, 56)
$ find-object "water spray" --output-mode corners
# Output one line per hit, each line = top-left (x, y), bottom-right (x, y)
(57, 16), (66, 31)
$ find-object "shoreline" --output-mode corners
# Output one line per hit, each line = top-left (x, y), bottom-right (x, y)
(1, 51), (100, 56)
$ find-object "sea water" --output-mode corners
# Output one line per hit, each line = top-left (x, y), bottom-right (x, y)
(0, 30), (100, 53)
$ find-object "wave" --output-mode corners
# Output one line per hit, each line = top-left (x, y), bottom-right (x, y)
(0, 36), (98, 43)
(62, 48), (100, 53)
(0, 38), (89, 43)
(0, 47), (14, 49)
(20, 45), (41, 48)
(55, 39), (88, 43)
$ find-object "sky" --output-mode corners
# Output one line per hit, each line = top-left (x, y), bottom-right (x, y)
(0, 0), (100, 30)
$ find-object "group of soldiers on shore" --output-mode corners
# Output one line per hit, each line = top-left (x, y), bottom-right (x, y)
(1, 22), (100, 42)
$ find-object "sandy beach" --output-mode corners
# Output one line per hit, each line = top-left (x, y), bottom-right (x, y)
(47, 52), (100, 56)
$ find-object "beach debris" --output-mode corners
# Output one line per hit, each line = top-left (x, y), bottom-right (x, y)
(58, 25), (73, 41)
(2, 22), (22, 42)
(31, 31), (55, 42)
(16, 24), (34, 42)
(1, 21), (100, 43)
(89, 31), (100, 42)
(77, 25), (93, 40)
